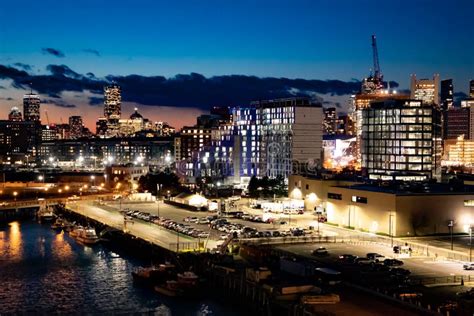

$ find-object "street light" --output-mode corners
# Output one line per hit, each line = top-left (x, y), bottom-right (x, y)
(13, 191), (18, 201)
(389, 211), (395, 248)
(470, 226), (473, 262)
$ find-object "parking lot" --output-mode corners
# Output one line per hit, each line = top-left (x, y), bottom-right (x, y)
(106, 200), (317, 245)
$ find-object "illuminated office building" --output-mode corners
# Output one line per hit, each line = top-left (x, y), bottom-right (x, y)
(410, 74), (440, 106)
(361, 99), (442, 181)
(23, 93), (41, 122)
(69, 116), (83, 139)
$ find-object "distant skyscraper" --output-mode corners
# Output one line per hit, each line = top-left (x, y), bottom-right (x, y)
(8, 107), (22, 121)
(470, 80), (474, 99)
(96, 118), (108, 137)
(445, 107), (471, 139)
(69, 116), (83, 139)
(23, 93), (41, 122)
(440, 79), (453, 111)
(410, 74), (440, 106)
(323, 107), (337, 135)
(104, 83), (121, 120)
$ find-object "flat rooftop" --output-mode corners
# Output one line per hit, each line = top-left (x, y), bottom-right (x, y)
(333, 182), (474, 195)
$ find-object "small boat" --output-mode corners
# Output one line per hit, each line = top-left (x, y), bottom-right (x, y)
(177, 271), (199, 287)
(154, 280), (182, 297)
(71, 227), (100, 245)
(132, 262), (176, 285)
(154, 271), (200, 297)
(38, 206), (55, 223)
(51, 218), (66, 232)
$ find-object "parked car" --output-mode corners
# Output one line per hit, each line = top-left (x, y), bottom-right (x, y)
(463, 262), (474, 270)
(367, 253), (385, 262)
(312, 247), (329, 256)
(355, 257), (373, 265)
(383, 259), (404, 267)
(338, 254), (358, 263)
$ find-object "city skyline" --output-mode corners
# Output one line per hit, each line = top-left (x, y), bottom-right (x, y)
(1, 0), (473, 130)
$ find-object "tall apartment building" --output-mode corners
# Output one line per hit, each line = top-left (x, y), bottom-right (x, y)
(446, 107), (471, 139)
(252, 97), (323, 179)
(323, 107), (338, 135)
(410, 74), (440, 106)
(0, 120), (39, 163)
(103, 83), (121, 137)
(361, 99), (442, 181)
(23, 93), (41, 122)
(69, 116), (83, 139)
(440, 79), (454, 111)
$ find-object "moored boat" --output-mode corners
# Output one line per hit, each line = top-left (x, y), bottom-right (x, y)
(154, 271), (201, 297)
(71, 227), (100, 245)
(38, 206), (55, 223)
(132, 262), (176, 285)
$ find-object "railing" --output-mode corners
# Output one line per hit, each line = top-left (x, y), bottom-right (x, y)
(169, 241), (204, 252)
(411, 274), (473, 286)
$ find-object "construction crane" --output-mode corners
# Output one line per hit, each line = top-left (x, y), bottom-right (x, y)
(44, 110), (50, 126)
(371, 35), (383, 88)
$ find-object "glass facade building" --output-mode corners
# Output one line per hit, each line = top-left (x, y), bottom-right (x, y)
(361, 100), (442, 181)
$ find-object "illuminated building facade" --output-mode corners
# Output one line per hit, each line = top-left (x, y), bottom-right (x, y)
(8, 107), (22, 121)
(351, 92), (409, 168)
(23, 93), (41, 122)
(443, 136), (474, 172)
(410, 74), (440, 106)
(254, 98), (323, 179)
(69, 116), (83, 139)
(323, 107), (338, 135)
(103, 83), (121, 137)
(446, 107), (471, 139)
(361, 100), (442, 181)
(441, 79), (454, 111)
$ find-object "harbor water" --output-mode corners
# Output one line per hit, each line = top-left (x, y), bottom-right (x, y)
(0, 220), (240, 315)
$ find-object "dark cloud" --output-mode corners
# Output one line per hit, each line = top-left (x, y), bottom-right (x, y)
(89, 96), (103, 106)
(46, 64), (82, 79)
(83, 49), (100, 57)
(0, 85), (5, 89)
(43, 98), (76, 108)
(0, 97), (14, 101)
(41, 48), (65, 58)
(13, 63), (32, 71)
(0, 63), (399, 111)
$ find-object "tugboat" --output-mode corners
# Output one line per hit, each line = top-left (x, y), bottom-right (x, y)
(154, 271), (200, 297)
(71, 227), (100, 245)
(132, 262), (176, 285)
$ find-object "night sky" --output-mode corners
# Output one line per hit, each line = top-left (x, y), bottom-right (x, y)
(0, 0), (473, 129)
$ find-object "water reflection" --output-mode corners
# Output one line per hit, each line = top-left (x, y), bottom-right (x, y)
(0, 220), (239, 315)
(8, 221), (23, 260)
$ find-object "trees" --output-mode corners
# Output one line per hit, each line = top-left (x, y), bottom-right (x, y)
(247, 175), (287, 198)
(138, 170), (189, 196)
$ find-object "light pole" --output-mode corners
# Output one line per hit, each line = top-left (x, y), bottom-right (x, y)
(448, 220), (454, 251)
(389, 211), (394, 248)
(156, 183), (161, 217)
(13, 191), (18, 202)
(470, 226), (473, 262)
